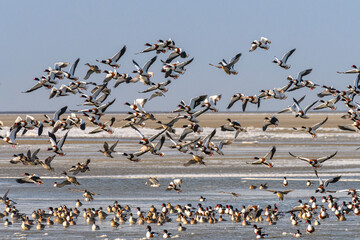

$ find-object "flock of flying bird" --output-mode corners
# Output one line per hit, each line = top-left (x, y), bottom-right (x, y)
(1, 36), (360, 238)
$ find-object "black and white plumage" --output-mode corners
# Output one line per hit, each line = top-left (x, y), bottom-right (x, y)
(272, 48), (296, 69)
(209, 53), (241, 75)
(96, 46), (126, 68)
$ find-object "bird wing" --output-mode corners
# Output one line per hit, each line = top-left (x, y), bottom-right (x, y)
(338, 125), (357, 132)
(278, 107), (291, 114)
(110, 140), (119, 152)
(292, 97), (303, 112)
(264, 146), (276, 160)
(48, 131), (57, 146)
(247, 159), (263, 165)
(135, 98), (148, 109)
(209, 94), (222, 105)
(149, 129), (166, 143)
(221, 124), (235, 131)
(324, 176), (341, 187)
(154, 135), (165, 151)
(165, 50), (180, 63)
(192, 107), (209, 118)
(312, 116), (328, 131)
(313, 102), (327, 110)
(189, 95), (208, 109)
(202, 129), (216, 147)
(227, 95), (241, 109)
(23, 82), (44, 93)
(2, 189), (10, 200)
(129, 123), (145, 139)
(288, 152), (310, 162)
(56, 180), (71, 188)
(282, 48), (296, 63)
(58, 131), (69, 148)
(105, 117), (116, 127)
(304, 100), (318, 114)
(297, 68), (312, 80)
(45, 155), (56, 165)
(69, 58), (80, 76)
(227, 53), (241, 68)
(184, 159), (198, 167)
(263, 189), (276, 193)
(209, 63), (222, 69)
(165, 132), (178, 146)
(112, 45), (127, 62)
(143, 56), (157, 72)
(69, 188), (85, 193)
(179, 128), (193, 142)
(318, 151), (337, 163)
(282, 190), (295, 194)
(314, 169), (323, 185)
(103, 142), (110, 151)
(277, 82), (293, 93)
(178, 57), (194, 68)
(54, 106), (68, 122)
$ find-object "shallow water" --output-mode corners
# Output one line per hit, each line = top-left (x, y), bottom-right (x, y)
(0, 127), (360, 239)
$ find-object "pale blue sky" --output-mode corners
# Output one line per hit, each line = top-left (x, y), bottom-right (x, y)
(1, 1), (359, 112)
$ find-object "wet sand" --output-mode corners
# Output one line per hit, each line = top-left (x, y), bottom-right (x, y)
(0, 112), (350, 128)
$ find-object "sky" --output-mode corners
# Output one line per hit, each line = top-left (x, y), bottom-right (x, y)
(1, 0), (360, 113)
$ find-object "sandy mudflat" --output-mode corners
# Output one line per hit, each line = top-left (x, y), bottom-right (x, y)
(0, 112), (350, 128)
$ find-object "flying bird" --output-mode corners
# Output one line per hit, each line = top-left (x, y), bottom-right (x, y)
(247, 146), (276, 168)
(209, 53), (241, 75)
(263, 189), (294, 201)
(314, 169), (341, 193)
(293, 116), (328, 138)
(249, 37), (271, 52)
(96, 46), (126, 68)
(288, 151), (337, 168)
(272, 48), (296, 69)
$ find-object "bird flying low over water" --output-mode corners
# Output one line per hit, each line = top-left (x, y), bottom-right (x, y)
(16, 173), (43, 185)
(145, 177), (160, 187)
(173, 95), (208, 114)
(98, 140), (118, 158)
(129, 123), (166, 146)
(314, 169), (341, 193)
(38, 155), (56, 171)
(293, 116), (328, 138)
(263, 116), (279, 131)
(292, 97), (318, 119)
(219, 191), (242, 198)
(272, 48), (296, 69)
(220, 118), (246, 138)
(263, 189), (294, 201)
(43, 106), (68, 127)
(313, 96), (340, 110)
(47, 131), (69, 156)
(288, 151), (337, 168)
(209, 53), (241, 75)
(0, 126), (21, 145)
(184, 152), (206, 167)
(96, 46), (126, 68)
(247, 146), (276, 168)
(68, 159), (91, 175)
